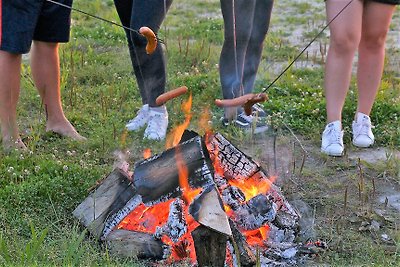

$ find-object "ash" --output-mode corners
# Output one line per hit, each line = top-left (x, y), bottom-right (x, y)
(101, 194), (142, 240)
(154, 198), (187, 243)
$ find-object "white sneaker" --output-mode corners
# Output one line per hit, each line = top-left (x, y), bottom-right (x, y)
(321, 120), (344, 156)
(144, 106), (168, 140)
(126, 104), (149, 131)
(352, 112), (374, 148)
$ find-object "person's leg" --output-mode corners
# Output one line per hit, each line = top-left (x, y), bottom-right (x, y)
(242, 0), (273, 94)
(321, 0), (363, 156)
(324, 0), (363, 123)
(0, 51), (26, 150)
(30, 41), (85, 140)
(130, 0), (173, 107)
(114, 0), (148, 104)
(128, 0), (172, 140)
(220, 0), (256, 120)
(351, 1), (395, 147)
(357, 1), (395, 116)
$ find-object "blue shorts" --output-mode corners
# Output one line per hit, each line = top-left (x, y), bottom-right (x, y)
(0, 0), (73, 54)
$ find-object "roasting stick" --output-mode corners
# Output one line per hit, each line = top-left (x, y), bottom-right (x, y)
(215, 0), (354, 115)
(155, 86), (189, 106)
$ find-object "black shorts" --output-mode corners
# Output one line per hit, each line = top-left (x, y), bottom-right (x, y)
(324, 0), (400, 4)
(371, 0), (400, 4)
(0, 0), (73, 54)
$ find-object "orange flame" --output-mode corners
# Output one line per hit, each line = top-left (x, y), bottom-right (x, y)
(143, 148), (151, 159)
(175, 146), (202, 205)
(166, 93), (193, 149)
(242, 225), (270, 246)
(228, 176), (276, 201)
(198, 107), (212, 135)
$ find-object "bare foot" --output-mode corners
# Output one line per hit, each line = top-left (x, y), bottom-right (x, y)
(2, 137), (28, 152)
(46, 121), (87, 141)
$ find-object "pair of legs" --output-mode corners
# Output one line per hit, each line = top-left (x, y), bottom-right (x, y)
(324, 0), (396, 123)
(114, 0), (173, 140)
(0, 41), (85, 150)
(220, 0), (273, 119)
(114, 0), (173, 107)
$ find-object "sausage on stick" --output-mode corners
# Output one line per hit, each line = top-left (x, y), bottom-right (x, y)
(215, 93), (268, 116)
(155, 86), (188, 106)
(139, 26), (157, 55)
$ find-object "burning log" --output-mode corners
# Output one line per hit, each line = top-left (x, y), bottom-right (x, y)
(189, 185), (232, 236)
(207, 133), (262, 180)
(73, 169), (135, 238)
(191, 225), (228, 267)
(134, 136), (214, 204)
(154, 198), (187, 243)
(228, 219), (257, 267)
(101, 195), (142, 240)
(105, 229), (164, 260)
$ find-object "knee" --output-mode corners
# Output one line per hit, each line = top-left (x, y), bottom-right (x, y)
(360, 31), (387, 52)
(329, 33), (359, 55)
(129, 31), (147, 48)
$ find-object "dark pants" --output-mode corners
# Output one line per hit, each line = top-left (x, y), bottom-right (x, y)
(219, 0), (273, 101)
(114, 0), (173, 107)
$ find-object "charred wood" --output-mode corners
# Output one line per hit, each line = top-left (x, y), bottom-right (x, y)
(134, 136), (214, 204)
(233, 194), (277, 230)
(191, 225), (228, 267)
(105, 229), (164, 260)
(229, 219), (256, 267)
(101, 195), (142, 240)
(206, 133), (262, 180)
(72, 169), (136, 238)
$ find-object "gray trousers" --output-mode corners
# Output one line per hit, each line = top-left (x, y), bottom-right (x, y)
(219, 0), (274, 115)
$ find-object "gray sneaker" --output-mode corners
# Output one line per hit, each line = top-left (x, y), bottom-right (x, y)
(222, 112), (268, 134)
(251, 103), (267, 117)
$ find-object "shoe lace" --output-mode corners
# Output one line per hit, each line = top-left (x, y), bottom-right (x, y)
(354, 120), (374, 137)
(238, 113), (253, 123)
(128, 107), (148, 123)
(326, 128), (342, 144)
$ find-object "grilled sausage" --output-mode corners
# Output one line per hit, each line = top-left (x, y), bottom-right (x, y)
(155, 86), (188, 106)
(139, 26), (157, 55)
(215, 93), (268, 115)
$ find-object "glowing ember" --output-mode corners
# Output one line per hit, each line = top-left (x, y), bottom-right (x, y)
(242, 225), (269, 246)
(118, 200), (173, 234)
(143, 148), (152, 159)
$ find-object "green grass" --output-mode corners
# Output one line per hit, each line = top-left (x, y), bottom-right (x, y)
(1, 0), (399, 266)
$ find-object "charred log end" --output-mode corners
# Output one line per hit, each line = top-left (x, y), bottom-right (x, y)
(191, 225), (228, 267)
(72, 169), (135, 238)
(105, 229), (164, 260)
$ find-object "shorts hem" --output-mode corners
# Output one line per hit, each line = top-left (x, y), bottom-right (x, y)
(0, 45), (30, 54)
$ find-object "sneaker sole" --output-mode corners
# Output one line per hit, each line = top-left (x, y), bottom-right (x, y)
(321, 148), (343, 157)
(352, 141), (374, 148)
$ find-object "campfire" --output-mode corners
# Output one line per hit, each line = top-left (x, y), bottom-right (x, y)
(73, 130), (326, 266)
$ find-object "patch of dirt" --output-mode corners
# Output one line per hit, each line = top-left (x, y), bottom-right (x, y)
(236, 130), (400, 262)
